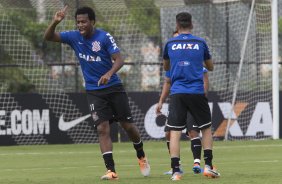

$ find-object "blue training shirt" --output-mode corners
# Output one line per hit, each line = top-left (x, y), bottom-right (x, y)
(163, 33), (211, 94)
(165, 67), (208, 95)
(60, 29), (122, 90)
(165, 67), (207, 78)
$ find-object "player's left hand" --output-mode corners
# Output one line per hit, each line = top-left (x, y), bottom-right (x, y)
(98, 73), (111, 86)
(155, 102), (163, 115)
(53, 5), (68, 23)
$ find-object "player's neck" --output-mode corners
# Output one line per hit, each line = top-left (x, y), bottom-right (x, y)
(84, 27), (96, 39)
(178, 29), (191, 35)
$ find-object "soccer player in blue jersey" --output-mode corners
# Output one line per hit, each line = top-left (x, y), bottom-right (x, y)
(157, 30), (208, 175)
(163, 12), (220, 180)
(43, 6), (150, 180)
(156, 67), (208, 175)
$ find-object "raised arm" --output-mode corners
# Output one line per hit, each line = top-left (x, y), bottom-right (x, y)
(43, 5), (68, 42)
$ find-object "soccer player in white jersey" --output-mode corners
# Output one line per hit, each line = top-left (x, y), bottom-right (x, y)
(44, 6), (150, 180)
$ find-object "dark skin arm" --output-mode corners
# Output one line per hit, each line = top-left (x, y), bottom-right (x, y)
(43, 5), (68, 42)
(98, 52), (124, 86)
(204, 59), (214, 71)
(163, 59), (170, 71)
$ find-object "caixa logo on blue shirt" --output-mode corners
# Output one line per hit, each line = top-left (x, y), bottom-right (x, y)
(79, 53), (101, 62)
(172, 43), (199, 50)
(178, 61), (190, 66)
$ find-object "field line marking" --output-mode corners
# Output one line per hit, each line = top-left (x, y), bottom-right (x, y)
(0, 160), (279, 172)
(0, 143), (281, 156)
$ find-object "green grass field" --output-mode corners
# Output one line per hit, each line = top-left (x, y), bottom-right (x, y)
(0, 140), (281, 184)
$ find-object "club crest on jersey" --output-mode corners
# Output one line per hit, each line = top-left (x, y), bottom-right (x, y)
(172, 43), (199, 50)
(92, 41), (101, 52)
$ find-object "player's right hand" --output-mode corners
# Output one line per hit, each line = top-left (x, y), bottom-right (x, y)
(53, 5), (68, 23)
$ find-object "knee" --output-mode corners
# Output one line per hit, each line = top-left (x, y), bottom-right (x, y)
(97, 129), (107, 137)
(165, 131), (170, 140)
(121, 123), (135, 132)
(97, 123), (110, 136)
(201, 127), (212, 135)
(188, 130), (199, 139)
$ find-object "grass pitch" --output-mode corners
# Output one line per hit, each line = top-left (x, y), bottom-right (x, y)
(0, 140), (281, 184)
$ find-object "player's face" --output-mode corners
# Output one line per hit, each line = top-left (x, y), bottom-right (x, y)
(76, 14), (94, 37)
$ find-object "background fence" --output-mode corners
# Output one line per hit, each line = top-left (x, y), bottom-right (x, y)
(0, 0), (281, 144)
(0, 0), (281, 93)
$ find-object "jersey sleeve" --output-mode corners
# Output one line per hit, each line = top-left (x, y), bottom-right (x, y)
(203, 41), (211, 60)
(203, 67), (208, 73)
(59, 31), (73, 45)
(163, 42), (169, 60)
(105, 33), (120, 55)
(165, 71), (170, 78)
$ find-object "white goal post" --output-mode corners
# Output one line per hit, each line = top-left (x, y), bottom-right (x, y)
(272, 0), (279, 140)
(225, 0), (280, 140)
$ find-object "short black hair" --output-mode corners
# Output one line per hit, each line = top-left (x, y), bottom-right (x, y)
(176, 12), (192, 29)
(75, 6), (96, 21)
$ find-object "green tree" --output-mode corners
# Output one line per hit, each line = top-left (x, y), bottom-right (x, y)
(125, 0), (160, 43)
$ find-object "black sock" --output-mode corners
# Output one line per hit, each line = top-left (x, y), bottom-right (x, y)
(171, 157), (180, 173)
(133, 140), (145, 159)
(166, 141), (170, 154)
(204, 149), (213, 168)
(103, 152), (115, 172)
(191, 137), (202, 164)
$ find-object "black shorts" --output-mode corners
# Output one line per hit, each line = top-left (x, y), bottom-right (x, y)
(166, 94), (211, 131)
(185, 111), (200, 134)
(86, 84), (133, 128)
(164, 111), (200, 133)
